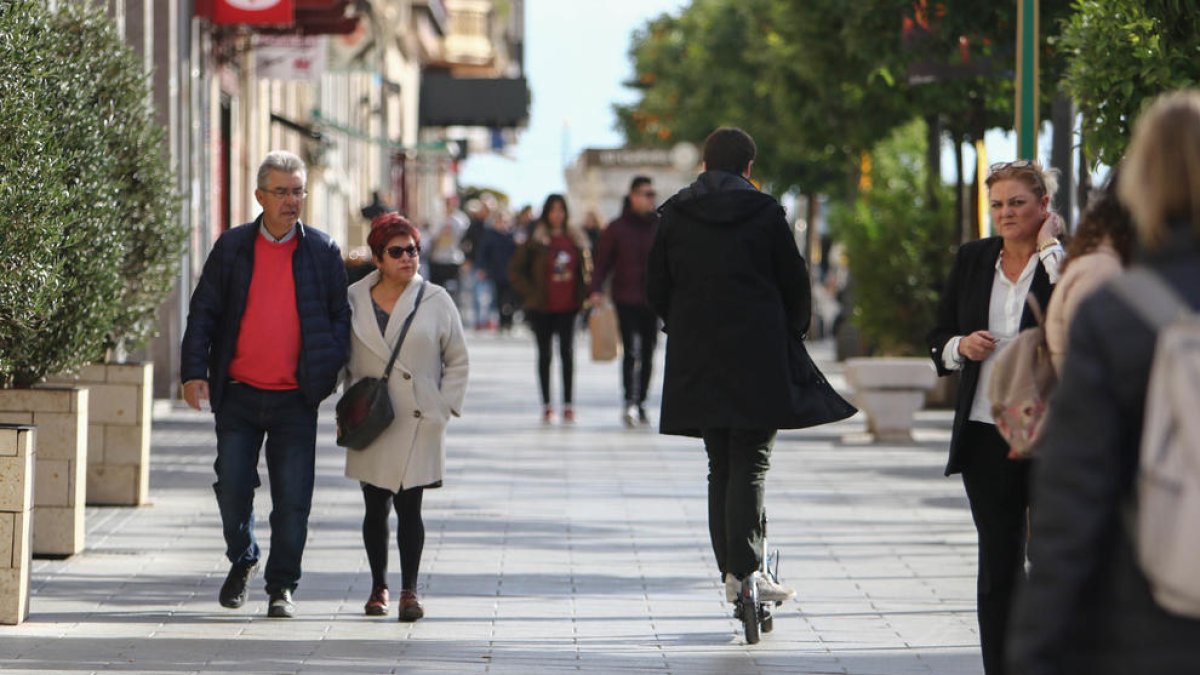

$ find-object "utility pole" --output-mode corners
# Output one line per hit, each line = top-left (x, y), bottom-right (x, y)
(1015, 0), (1039, 160)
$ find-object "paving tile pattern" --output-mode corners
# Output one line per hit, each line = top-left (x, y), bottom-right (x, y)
(0, 333), (983, 674)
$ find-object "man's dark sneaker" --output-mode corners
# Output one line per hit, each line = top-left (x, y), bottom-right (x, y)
(267, 588), (295, 618)
(218, 562), (258, 609)
(637, 405), (650, 425)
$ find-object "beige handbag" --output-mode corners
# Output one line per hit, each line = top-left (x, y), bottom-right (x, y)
(588, 298), (621, 362)
(988, 293), (1057, 457)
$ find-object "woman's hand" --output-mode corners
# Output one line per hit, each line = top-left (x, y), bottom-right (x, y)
(958, 330), (998, 361)
(1037, 211), (1063, 244)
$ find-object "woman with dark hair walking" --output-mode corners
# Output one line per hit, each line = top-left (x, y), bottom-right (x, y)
(508, 194), (592, 424)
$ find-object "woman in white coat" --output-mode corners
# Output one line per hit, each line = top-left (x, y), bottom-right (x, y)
(345, 213), (469, 621)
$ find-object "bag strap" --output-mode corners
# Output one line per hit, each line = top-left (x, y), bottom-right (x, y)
(380, 281), (427, 382)
(1109, 268), (1192, 332)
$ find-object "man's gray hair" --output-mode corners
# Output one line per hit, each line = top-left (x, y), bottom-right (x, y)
(257, 151), (306, 189)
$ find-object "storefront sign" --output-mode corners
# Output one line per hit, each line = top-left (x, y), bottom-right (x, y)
(255, 35), (327, 81)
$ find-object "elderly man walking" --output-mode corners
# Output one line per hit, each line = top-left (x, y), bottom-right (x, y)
(181, 150), (350, 619)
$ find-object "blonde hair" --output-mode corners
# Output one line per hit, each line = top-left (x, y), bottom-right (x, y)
(1118, 90), (1200, 252)
(986, 159), (1060, 208)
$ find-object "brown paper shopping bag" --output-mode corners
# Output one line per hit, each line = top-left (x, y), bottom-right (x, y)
(588, 299), (621, 362)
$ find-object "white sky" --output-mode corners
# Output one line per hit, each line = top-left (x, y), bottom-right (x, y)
(457, 0), (688, 210)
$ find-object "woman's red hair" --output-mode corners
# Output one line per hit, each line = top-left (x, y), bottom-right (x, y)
(367, 212), (421, 259)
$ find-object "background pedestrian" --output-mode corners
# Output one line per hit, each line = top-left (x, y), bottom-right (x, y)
(508, 193), (592, 424)
(1044, 172), (1136, 373)
(589, 175), (660, 427)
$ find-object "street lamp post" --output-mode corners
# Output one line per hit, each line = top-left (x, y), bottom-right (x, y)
(1015, 0), (1039, 160)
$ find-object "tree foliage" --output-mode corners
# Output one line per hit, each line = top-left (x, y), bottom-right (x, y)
(1059, 0), (1200, 167)
(828, 119), (957, 356)
(616, 0), (1072, 197)
(0, 1), (183, 387)
(56, 6), (186, 357)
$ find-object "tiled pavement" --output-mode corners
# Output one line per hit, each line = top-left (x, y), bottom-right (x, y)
(0, 332), (984, 674)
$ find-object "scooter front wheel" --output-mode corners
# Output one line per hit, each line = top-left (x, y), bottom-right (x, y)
(741, 600), (760, 644)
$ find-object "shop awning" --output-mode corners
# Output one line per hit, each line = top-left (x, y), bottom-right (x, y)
(419, 73), (530, 129)
(199, 0), (360, 35)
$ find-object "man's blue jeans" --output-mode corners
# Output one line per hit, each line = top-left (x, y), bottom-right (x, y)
(213, 383), (317, 594)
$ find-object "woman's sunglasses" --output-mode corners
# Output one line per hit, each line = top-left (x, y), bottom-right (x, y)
(385, 245), (420, 259)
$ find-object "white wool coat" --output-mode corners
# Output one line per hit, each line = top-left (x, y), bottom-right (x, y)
(344, 272), (469, 491)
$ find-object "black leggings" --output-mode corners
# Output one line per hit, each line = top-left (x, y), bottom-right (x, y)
(361, 483), (425, 591)
(528, 310), (577, 405)
(615, 303), (659, 405)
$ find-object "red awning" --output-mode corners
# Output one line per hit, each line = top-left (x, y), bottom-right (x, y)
(197, 0), (295, 26)
(261, 0), (359, 35)
(198, 0), (358, 34)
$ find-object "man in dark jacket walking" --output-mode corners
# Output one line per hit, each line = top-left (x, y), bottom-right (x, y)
(646, 128), (806, 605)
(589, 175), (660, 426)
(181, 151), (351, 619)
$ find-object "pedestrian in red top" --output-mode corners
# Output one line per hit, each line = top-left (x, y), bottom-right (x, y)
(508, 194), (592, 424)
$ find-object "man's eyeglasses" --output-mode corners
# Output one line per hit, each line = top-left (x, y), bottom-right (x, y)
(635, 190), (657, 198)
(264, 188), (308, 199)
(385, 244), (420, 259)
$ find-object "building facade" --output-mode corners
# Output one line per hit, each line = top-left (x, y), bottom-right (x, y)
(72, 0), (526, 396)
(564, 143), (701, 225)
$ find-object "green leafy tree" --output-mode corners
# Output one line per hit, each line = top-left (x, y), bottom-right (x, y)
(0, 1), (182, 387)
(1059, 0), (1200, 167)
(54, 6), (186, 357)
(828, 118), (957, 356)
(617, 1), (1072, 202)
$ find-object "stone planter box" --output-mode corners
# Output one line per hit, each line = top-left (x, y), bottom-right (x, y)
(45, 362), (153, 506)
(0, 388), (88, 557)
(844, 357), (937, 442)
(0, 424), (35, 625)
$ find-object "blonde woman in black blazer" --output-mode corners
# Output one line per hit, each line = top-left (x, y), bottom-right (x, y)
(926, 160), (1063, 675)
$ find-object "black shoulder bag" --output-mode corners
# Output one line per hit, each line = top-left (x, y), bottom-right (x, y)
(336, 281), (427, 450)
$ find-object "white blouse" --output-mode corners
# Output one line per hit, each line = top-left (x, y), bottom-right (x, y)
(941, 243), (1063, 424)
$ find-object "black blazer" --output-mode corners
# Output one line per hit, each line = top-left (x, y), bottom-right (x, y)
(926, 237), (1054, 475)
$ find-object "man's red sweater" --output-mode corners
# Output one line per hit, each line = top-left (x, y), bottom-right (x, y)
(227, 234), (301, 390)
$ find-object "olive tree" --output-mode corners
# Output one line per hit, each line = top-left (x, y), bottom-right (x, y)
(0, 0), (182, 387)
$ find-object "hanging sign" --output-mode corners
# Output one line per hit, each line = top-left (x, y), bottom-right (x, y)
(255, 35), (328, 81)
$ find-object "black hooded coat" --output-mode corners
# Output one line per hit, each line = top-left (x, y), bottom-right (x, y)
(647, 170), (833, 437)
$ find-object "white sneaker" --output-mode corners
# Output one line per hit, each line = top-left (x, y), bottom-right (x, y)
(724, 573), (739, 603)
(725, 571), (795, 603)
(622, 404), (638, 428)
